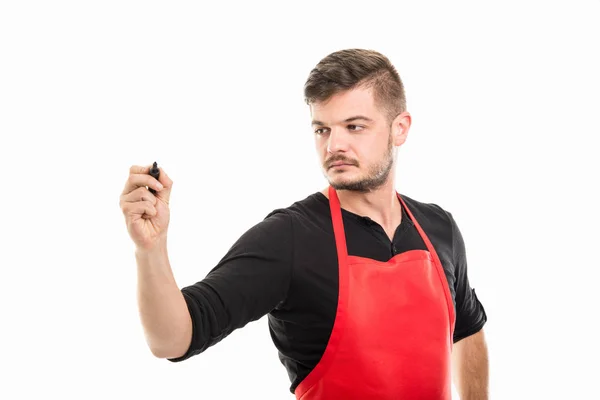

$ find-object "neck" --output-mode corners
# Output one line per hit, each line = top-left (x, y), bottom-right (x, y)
(321, 177), (402, 236)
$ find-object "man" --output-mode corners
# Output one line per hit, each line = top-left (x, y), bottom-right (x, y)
(120, 48), (489, 399)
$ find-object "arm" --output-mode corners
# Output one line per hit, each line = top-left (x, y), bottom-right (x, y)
(122, 165), (291, 361)
(166, 210), (294, 362)
(446, 211), (489, 398)
(120, 165), (193, 359)
(452, 328), (489, 400)
(136, 241), (192, 359)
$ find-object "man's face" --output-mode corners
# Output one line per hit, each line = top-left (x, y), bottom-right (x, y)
(311, 86), (401, 192)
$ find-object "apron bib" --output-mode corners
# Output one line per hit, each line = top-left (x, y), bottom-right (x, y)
(295, 186), (455, 399)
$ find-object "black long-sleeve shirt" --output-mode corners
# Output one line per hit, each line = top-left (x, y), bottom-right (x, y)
(167, 192), (488, 394)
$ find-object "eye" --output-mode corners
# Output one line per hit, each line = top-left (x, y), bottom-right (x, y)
(315, 128), (329, 135)
(348, 124), (364, 131)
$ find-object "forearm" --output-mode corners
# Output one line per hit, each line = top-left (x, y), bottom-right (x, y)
(452, 329), (489, 400)
(135, 241), (192, 358)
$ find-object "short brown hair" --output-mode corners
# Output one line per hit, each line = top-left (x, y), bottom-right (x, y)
(304, 49), (407, 124)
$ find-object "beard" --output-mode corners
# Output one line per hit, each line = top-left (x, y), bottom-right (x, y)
(325, 133), (395, 193)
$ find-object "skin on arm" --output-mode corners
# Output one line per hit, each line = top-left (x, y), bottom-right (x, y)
(120, 165), (192, 359)
(447, 210), (489, 398)
(136, 243), (193, 359)
(452, 328), (489, 400)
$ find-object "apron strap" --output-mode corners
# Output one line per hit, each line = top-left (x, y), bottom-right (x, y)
(328, 186), (349, 265)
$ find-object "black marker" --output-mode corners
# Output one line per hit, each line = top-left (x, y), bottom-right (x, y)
(148, 161), (160, 195)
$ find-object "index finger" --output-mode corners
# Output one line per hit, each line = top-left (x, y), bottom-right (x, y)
(121, 164), (155, 195)
(130, 164), (151, 175)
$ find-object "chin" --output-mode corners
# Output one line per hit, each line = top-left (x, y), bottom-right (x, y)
(327, 170), (389, 192)
(328, 174), (364, 190)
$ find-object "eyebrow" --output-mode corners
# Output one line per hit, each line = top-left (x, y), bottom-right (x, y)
(311, 115), (374, 126)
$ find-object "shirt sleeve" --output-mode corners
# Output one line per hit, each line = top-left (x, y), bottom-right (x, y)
(449, 212), (488, 343)
(167, 210), (294, 362)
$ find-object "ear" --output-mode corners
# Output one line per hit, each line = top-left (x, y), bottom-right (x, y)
(391, 111), (411, 146)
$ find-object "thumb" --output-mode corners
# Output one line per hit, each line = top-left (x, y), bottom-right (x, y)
(156, 167), (173, 203)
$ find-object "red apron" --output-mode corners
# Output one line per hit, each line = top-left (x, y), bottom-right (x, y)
(295, 186), (456, 399)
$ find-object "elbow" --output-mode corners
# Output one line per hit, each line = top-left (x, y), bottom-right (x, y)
(150, 346), (184, 359)
(149, 340), (190, 359)
(150, 329), (192, 359)
(148, 313), (194, 359)
(148, 333), (192, 358)
(150, 347), (167, 359)
(146, 329), (192, 359)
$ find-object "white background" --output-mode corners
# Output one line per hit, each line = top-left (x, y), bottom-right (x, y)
(1, 1), (599, 399)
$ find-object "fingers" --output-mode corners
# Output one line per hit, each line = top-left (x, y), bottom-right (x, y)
(121, 199), (157, 218)
(130, 165), (151, 175)
(156, 167), (173, 189)
(154, 167), (173, 201)
(122, 164), (164, 196)
(121, 186), (158, 205)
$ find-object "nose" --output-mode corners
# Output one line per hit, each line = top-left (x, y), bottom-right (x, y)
(326, 128), (349, 154)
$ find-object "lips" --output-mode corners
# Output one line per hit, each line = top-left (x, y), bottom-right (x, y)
(328, 162), (354, 169)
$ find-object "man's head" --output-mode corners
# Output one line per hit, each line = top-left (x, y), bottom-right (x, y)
(304, 49), (411, 192)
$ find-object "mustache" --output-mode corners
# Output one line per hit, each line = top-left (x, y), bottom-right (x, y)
(325, 155), (358, 169)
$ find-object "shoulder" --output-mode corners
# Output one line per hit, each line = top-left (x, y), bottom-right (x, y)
(399, 193), (460, 260)
(399, 193), (454, 229)
(265, 192), (329, 227)
(228, 197), (321, 246)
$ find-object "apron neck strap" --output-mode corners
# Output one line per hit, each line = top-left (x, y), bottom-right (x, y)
(328, 186), (349, 262)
